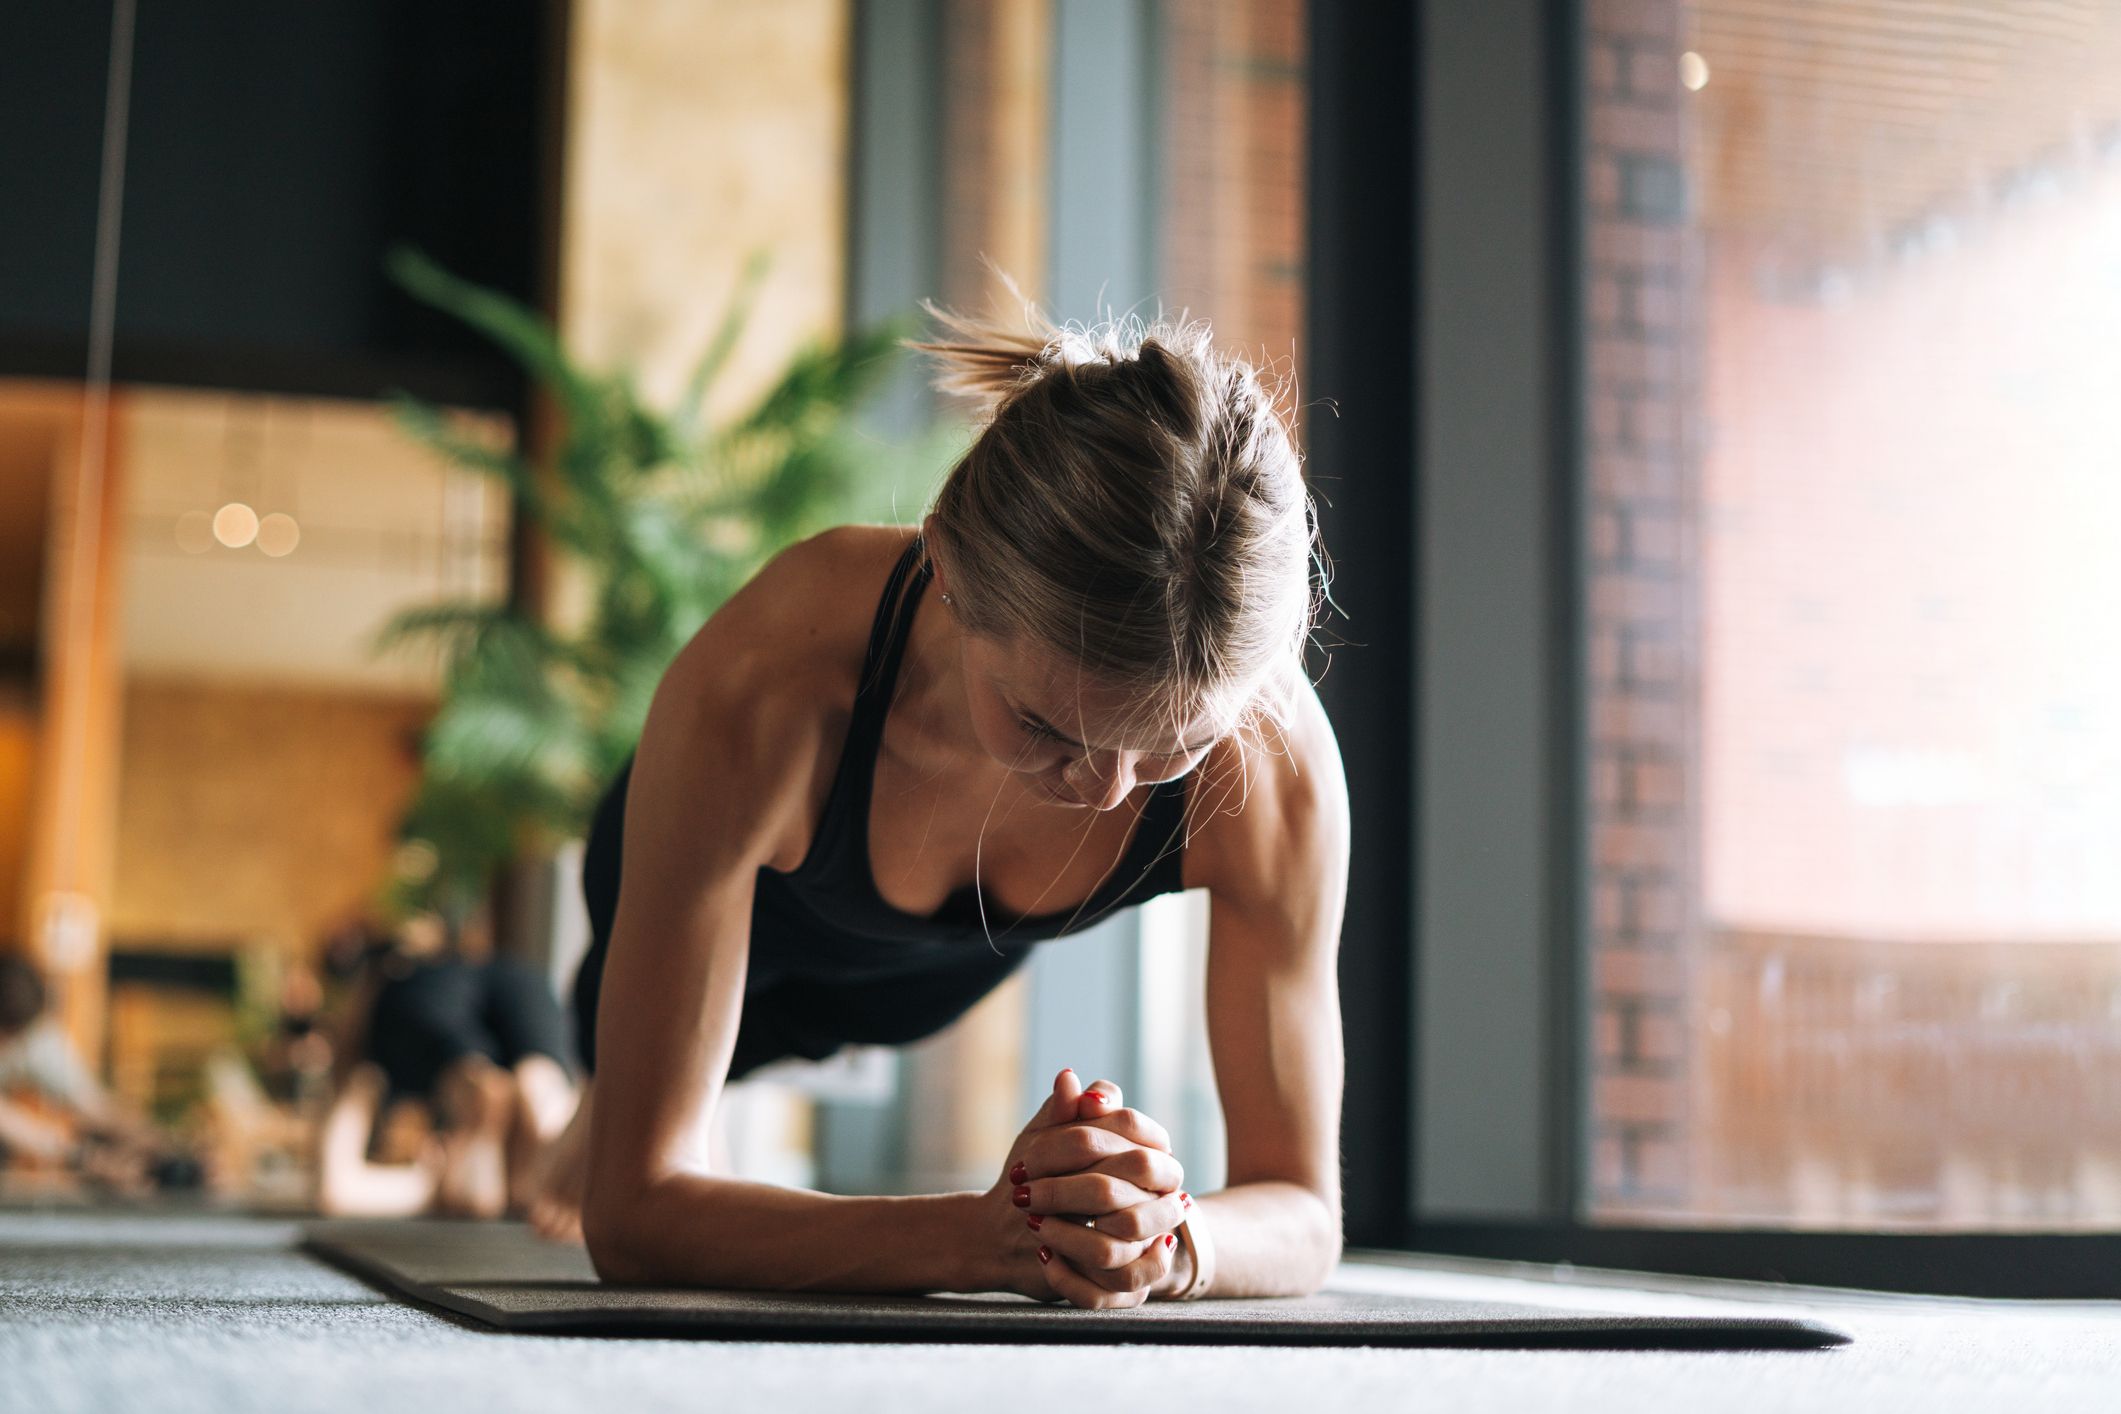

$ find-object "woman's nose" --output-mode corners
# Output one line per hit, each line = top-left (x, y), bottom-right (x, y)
(1068, 755), (1135, 810)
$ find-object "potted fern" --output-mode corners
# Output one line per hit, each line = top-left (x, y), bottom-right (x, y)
(375, 248), (947, 938)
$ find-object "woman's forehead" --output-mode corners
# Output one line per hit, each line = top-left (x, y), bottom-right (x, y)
(984, 638), (1231, 751)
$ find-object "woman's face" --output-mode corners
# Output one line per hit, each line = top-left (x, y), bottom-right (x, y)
(957, 631), (1226, 811)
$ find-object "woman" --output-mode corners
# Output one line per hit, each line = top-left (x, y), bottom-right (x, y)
(0, 955), (186, 1193)
(314, 916), (578, 1220)
(535, 306), (1349, 1309)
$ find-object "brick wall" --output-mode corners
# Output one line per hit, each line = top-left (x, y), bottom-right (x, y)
(110, 678), (431, 958)
(939, 0), (1049, 316)
(1583, 0), (1704, 1214)
(1161, 0), (1307, 402)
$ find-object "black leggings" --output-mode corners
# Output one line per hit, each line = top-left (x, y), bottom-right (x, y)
(570, 757), (632, 1076)
(366, 958), (571, 1103)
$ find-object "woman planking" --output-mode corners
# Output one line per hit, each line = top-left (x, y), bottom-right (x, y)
(529, 304), (1350, 1308)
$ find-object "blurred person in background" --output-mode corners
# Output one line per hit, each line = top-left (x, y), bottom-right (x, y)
(0, 953), (190, 1195)
(540, 306), (1348, 1309)
(312, 914), (578, 1219)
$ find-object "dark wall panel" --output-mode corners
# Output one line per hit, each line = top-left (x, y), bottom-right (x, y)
(0, 1), (544, 407)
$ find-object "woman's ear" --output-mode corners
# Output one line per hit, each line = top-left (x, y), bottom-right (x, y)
(920, 514), (953, 603)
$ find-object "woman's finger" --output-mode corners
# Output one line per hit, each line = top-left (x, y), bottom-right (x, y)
(1071, 1105), (1173, 1155)
(1019, 1123), (1181, 1186)
(1111, 1144), (1181, 1194)
(1032, 1216), (1177, 1293)
(1029, 1067), (1086, 1131)
(1088, 1231), (1175, 1293)
(1066, 1145), (1182, 1197)
(1053, 1188), (1191, 1245)
(1026, 1209), (1146, 1272)
(1001, 1069), (1084, 1180)
(1018, 1169), (1163, 1217)
(1037, 1244), (1150, 1310)
(1075, 1079), (1123, 1122)
(1021, 1121), (1134, 1175)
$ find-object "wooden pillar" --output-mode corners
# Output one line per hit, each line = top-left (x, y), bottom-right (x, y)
(16, 385), (129, 1065)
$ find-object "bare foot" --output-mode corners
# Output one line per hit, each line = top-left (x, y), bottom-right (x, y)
(507, 1055), (578, 1217)
(522, 1079), (592, 1243)
(432, 1057), (514, 1220)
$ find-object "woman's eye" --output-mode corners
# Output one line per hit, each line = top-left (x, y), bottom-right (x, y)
(1017, 716), (1059, 742)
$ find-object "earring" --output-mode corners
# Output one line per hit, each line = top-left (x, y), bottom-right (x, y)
(939, 591), (954, 606)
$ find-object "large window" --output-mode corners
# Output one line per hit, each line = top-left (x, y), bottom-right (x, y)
(1583, 0), (2121, 1228)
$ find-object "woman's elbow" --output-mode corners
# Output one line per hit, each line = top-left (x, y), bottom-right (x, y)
(1299, 1189), (1344, 1294)
(581, 1183), (655, 1284)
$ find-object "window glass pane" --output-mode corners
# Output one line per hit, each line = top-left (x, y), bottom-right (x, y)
(823, 0), (1307, 1197)
(1583, 0), (2121, 1227)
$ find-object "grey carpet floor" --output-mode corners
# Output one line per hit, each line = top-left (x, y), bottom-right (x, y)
(6, 1208), (2121, 1413)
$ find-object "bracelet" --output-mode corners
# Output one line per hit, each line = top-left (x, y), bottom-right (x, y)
(1170, 1205), (1216, 1300)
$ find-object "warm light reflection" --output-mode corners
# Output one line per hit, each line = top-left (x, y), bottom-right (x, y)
(212, 502), (259, 548)
(1680, 51), (1710, 91)
(256, 512), (301, 558)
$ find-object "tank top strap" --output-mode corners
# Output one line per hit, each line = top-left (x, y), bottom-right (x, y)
(1136, 772), (1193, 892)
(851, 534), (931, 729)
(790, 536), (930, 882)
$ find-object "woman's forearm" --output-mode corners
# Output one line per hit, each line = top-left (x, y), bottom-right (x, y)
(317, 1158), (438, 1218)
(0, 1096), (71, 1162)
(588, 1174), (994, 1294)
(1160, 1180), (1341, 1299)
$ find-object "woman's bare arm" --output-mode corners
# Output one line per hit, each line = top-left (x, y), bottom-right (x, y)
(314, 1064), (440, 1217)
(1176, 680), (1351, 1298)
(0, 1092), (71, 1162)
(580, 546), (1000, 1294)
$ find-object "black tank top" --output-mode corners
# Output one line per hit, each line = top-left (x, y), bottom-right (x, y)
(573, 534), (1192, 1075)
(760, 533), (1192, 949)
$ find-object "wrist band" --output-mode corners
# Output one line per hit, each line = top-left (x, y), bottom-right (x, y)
(1171, 1205), (1215, 1300)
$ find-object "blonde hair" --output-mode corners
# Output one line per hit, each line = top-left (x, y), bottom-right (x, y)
(910, 301), (1320, 747)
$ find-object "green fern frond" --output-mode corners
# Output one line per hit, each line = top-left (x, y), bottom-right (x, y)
(377, 253), (922, 921)
(673, 250), (772, 435)
(387, 247), (596, 418)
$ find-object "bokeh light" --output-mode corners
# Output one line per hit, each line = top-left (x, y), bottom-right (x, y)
(212, 502), (259, 548)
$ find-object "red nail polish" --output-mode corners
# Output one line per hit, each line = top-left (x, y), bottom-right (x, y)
(1163, 1233), (1177, 1249)
(1081, 1091), (1104, 1107)
(1009, 1160), (1028, 1185)
(1057, 1067), (1075, 1083)
(1038, 1246), (1053, 1264)
(1013, 1185), (1031, 1208)
(1026, 1214), (1043, 1230)
(1180, 1191), (1193, 1207)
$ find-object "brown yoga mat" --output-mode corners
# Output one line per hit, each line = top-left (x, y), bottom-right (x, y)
(305, 1219), (1850, 1348)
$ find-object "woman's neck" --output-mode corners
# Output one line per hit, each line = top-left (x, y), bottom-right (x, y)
(888, 584), (1060, 819)
(890, 580), (980, 769)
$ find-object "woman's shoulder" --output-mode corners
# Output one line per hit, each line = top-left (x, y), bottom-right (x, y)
(674, 524), (914, 687)
(1182, 672), (1350, 901)
(635, 525), (918, 861)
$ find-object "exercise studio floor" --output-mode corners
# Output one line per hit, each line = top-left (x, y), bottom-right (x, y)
(7, 1209), (2119, 1413)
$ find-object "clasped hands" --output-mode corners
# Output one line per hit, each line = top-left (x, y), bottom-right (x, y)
(984, 1067), (1193, 1309)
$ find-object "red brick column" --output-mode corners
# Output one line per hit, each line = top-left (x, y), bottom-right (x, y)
(1160, 0), (1307, 392)
(1583, 0), (1705, 1214)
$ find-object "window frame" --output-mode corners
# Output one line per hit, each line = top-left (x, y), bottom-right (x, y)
(1309, 0), (2121, 1298)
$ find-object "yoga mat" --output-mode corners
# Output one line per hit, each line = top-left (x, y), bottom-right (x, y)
(305, 1220), (1849, 1348)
